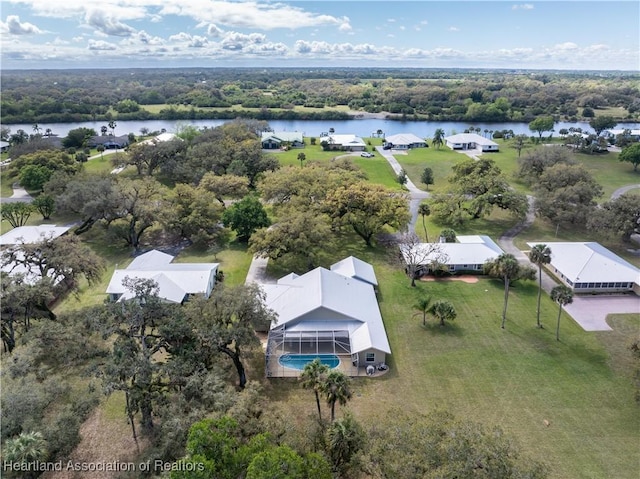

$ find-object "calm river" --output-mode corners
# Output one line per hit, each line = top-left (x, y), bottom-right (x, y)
(4, 118), (638, 140)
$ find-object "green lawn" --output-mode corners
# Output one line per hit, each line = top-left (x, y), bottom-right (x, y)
(266, 254), (640, 479)
(174, 241), (253, 287)
(396, 142), (640, 200)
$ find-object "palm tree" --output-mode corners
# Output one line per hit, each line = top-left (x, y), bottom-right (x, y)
(101, 125), (108, 136)
(414, 296), (432, 326)
(418, 203), (431, 241)
(3, 431), (48, 464)
(551, 285), (573, 341)
(484, 253), (536, 329)
(108, 120), (117, 136)
(301, 358), (329, 422)
(321, 370), (352, 422)
(432, 128), (445, 149)
(429, 299), (457, 326)
(297, 152), (306, 168)
(376, 129), (384, 138)
(528, 244), (552, 329)
(32, 123), (41, 135)
(327, 414), (364, 474)
(44, 128), (52, 137)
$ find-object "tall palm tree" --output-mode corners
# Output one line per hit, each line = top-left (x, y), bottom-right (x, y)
(429, 300), (457, 327)
(528, 244), (552, 329)
(414, 296), (432, 326)
(108, 120), (117, 136)
(432, 128), (445, 149)
(101, 125), (108, 136)
(321, 370), (352, 422)
(484, 253), (536, 329)
(418, 203), (431, 241)
(301, 358), (329, 422)
(551, 285), (573, 341)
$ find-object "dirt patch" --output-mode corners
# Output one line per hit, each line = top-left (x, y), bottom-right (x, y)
(419, 275), (479, 284)
(42, 398), (149, 479)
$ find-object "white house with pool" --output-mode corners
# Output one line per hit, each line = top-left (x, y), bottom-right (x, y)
(261, 256), (391, 378)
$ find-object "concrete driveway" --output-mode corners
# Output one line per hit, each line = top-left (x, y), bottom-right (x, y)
(2, 183), (33, 203)
(564, 295), (640, 331)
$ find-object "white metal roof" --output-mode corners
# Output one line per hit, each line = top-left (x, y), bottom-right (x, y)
(0, 225), (71, 245)
(526, 242), (640, 285)
(106, 250), (218, 303)
(327, 134), (366, 147)
(403, 235), (503, 266)
(263, 259), (390, 354)
(384, 133), (426, 146)
(444, 133), (498, 146)
(261, 131), (304, 142)
(139, 133), (179, 145)
(330, 256), (378, 286)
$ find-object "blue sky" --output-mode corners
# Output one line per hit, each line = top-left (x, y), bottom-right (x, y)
(1, 1), (638, 70)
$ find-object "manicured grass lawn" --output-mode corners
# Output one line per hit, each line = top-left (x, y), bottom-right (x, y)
(265, 254), (640, 479)
(392, 146), (465, 194)
(353, 156), (402, 190)
(175, 241), (253, 287)
(0, 168), (15, 197)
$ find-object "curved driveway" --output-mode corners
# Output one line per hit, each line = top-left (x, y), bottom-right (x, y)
(375, 146), (429, 231)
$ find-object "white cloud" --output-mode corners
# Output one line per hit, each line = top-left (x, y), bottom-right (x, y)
(339, 22), (352, 32)
(159, 1), (350, 31)
(85, 10), (136, 36)
(88, 39), (117, 50)
(448, 26), (460, 32)
(553, 42), (579, 51)
(207, 24), (224, 37)
(512, 4), (534, 10)
(1, 15), (44, 35)
(221, 32), (266, 51)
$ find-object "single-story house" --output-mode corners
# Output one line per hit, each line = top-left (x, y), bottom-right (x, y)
(526, 242), (640, 295)
(87, 135), (130, 149)
(0, 225), (71, 246)
(262, 257), (390, 378)
(139, 132), (180, 145)
(106, 250), (219, 303)
(401, 235), (504, 275)
(321, 134), (366, 151)
(261, 131), (304, 149)
(383, 133), (428, 150)
(445, 133), (499, 152)
(0, 140), (10, 152)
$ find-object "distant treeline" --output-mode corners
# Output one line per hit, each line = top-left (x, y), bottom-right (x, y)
(1, 67), (639, 124)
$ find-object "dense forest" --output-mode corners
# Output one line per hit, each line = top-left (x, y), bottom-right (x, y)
(1, 67), (639, 124)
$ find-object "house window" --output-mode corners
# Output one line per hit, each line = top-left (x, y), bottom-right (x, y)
(588, 283), (595, 288)
(595, 283), (602, 288)
(615, 282), (622, 287)
(566, 279), (574, 286)
(365, 353), (375, 363)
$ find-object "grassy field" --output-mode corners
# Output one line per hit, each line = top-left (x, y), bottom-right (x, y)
(265, 254), (640, 479)
(395, 141), (640, 200)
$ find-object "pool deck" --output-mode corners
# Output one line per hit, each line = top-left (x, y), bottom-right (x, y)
(265, 351), (386, 378)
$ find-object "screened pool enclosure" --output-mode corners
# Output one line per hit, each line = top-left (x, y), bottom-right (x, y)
(265, 326), (359, 377)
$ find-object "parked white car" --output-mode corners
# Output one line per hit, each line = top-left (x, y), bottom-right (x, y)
(360, 152), (374, 158)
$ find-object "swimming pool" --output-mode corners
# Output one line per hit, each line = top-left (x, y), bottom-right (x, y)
(278, 354), (340, 371)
